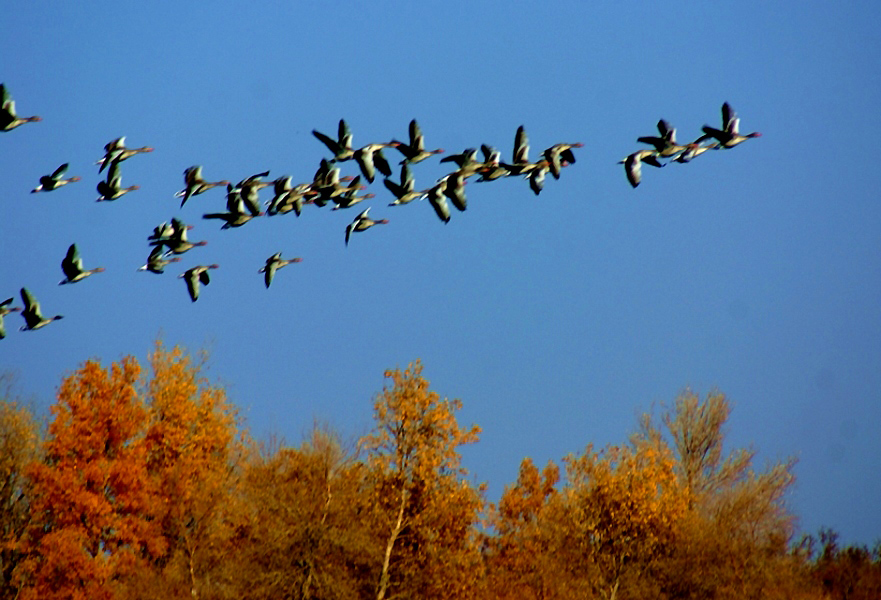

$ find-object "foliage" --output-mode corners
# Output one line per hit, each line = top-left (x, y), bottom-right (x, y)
(485, 457), (560, 600)
(555, 435), (686, 600)
(804, 528), (881, 600)
(8, 352), (880, 599)
(235, 426), (375, 599)
(132, 341), (246, 599)
(360, 360), (484, 600)
(21, 357), (161, 600)
(0, 373), (40, 600)
(643, 390), (802, 600)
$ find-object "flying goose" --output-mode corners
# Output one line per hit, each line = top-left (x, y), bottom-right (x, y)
(0, 297), (22, 339)
(96, 136), (153, 173)
(542, 142), (582, 179)
(31, 163), (81, 193)
(637, 119), (686, 157)
(354, 143), (398, 183)
(179, 265), (219, 302)
(59, 244), (105, 284)
(96, 159), (139, 201)
(619, 149), (665, 188)
(312, 118), (354, 162)
(138, 245), (181, 274)
(385, 163), (424, 206)
(345, 207), (389, 246)
(19, 288), (63, 331)
(697, 102), (761, 148)
(176, 166), (229, 207)
(0, 84), (41, 132)
(259, 253), (302, 288)
(392, 119), (444, 164)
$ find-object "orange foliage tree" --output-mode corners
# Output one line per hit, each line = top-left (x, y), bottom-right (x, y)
(131, 342), (246, 600)
(21, 358), (163, 600)
(360, 361), (484, 600)
(485, 457), (560, 600)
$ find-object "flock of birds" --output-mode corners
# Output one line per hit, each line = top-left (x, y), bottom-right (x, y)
(1, 80), (760, 338)
(619, 102), (762, 187)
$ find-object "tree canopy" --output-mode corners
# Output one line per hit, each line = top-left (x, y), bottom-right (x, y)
(0, 353), (875, 599)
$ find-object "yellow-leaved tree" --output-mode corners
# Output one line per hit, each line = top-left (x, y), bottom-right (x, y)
(235, 426), (376, 599)
(128, 342), (246, 600)
(360, 361), (484, 600)
(553, 434), (687, 600)
(0, 374), (40, 600)
(641, 390), (808, 599)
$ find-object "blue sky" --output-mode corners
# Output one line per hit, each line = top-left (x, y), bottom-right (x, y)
(2, 2), (880, 544)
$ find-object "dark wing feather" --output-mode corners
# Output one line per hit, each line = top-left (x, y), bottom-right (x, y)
(373, 150), (392, 178)
(722, 102), (735, 132)
(313, 129), (341, 155)
(383, 178), (406, 198)
(51, 163), (69, 179)
(514, 125), (529, 164)
(61, 244), (81, 279)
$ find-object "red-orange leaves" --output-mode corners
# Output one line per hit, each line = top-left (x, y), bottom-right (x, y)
(22, 358), (162, 600)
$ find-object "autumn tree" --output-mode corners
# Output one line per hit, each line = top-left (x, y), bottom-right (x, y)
(0, 374), (40, 600)
(360, 361), (484, 600)
(21, 358), (163, 600)
(788, 528), (880, 600)
(123, 341), (246, 600)
(484, 457), (560, 600)
(235, 426), (376, 599)
(641, 390), (804, 599)
(551, 434), (687, 600)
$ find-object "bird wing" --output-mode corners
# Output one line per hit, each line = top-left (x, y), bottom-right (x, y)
(560, 148), (577, 165)
(401, 163), (415, 191)
(514, 125), (529, 164)
(722, 102), (736, 132)
(383, 178), (406, 199)
(409, 119), (424, 150)
(61, 244), (83, 279)
(20, 288), (41, 322)
(51, 163), (69, 180)
(263, 262), (276, 288)
(643, 154), (664, 168)
(338, 119), (351, 146)
(625, 154), (641, 188)
(244, 170), (270, 184)
(355, 150), (376, 182)
(105, 159), (122, 187)
(657, 119), (673, 138)
(183, 166), (198, 185)
(313, 129), (341, 155)
(529, 164), (547, 195)
(427, 184), (451, 223)
(373, 150), (392, 178)
(444, 180), (467, 212)
(184, 272), (200, 301)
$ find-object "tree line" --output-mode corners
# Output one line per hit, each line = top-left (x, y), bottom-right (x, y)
(0, 344), (878, 599)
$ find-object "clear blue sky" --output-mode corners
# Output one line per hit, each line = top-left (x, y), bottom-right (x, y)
(2, 2), (880, 545)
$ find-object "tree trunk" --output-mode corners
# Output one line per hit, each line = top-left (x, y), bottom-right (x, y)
(608, 578), (619, 600)
(376, 488), (407, 600)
